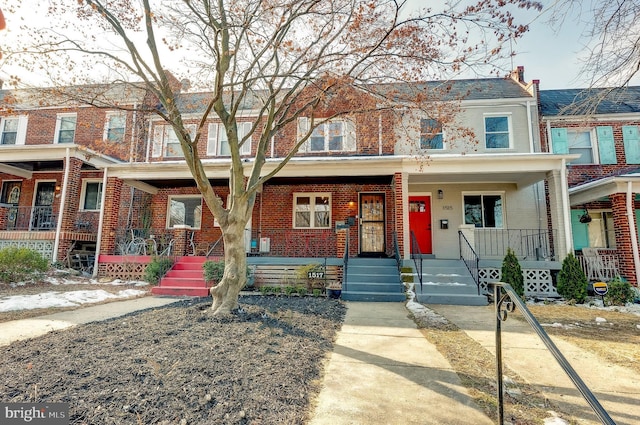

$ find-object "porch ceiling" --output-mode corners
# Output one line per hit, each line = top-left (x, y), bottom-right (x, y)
(0, 145), (121, 173)
(569, 174), (640, 206)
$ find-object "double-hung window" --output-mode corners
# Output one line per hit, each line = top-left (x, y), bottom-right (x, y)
(167, 196), (202, 229)
(420, 118), (444, 149)
(484, 115), (511, 149)
(463, 193), (504, 228)
(297, 118), (356, 153)
(0, 116), (27, 145)
(55, 113), (77, 144)
(81, 180), (103, 211)
(104, 113), (126, 143)
(567, 129), (595, 164)
(151, 123), (196, 158)
(293, 193), (331, 228)
(207, 122), (252, 156)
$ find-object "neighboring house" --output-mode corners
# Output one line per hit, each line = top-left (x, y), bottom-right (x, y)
(1, 69), (576, 299)
(540, 87), (640, 284)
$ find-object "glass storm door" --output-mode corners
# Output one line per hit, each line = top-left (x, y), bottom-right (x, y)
(359, 193), (385, 255)
(32, 181), (56, 230)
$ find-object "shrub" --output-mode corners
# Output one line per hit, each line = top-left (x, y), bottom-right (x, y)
(604, 277), (635, 306)
(312, 288), (322, 297)
(203, 260), (252, 286)
(297, 286), (308, 296)
(0, 247), (49, 284)
(259, 285), (271, 295)
(556, 253), (588, 304)
(501, 248), (524, 298)
(143, 257), (174, 284)
(284, 286), (297, 295)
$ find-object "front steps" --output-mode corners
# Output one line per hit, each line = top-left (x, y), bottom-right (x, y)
(151, 256), (210, 297)
(412, 259), (488, 306)
(341, 257), (406, 302)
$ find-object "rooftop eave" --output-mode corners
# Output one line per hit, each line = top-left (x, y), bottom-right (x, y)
(0, 144), (123, 169)
(569, 174), (640, 205)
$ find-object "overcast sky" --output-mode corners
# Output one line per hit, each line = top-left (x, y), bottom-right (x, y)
(0, 1), (613, 90)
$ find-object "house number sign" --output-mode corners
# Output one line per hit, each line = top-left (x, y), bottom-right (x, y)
(308, 271), (325, 279)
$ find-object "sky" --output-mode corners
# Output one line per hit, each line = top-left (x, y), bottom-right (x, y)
(0, 1), (613, 90)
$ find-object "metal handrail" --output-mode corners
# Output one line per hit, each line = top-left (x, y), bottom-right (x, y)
(490, 282), (615, 425)
(409, 231), (424, 291)
(342, 229), (349, 292)
(206, 234), (225, 258)
(458, 230), (480, 295)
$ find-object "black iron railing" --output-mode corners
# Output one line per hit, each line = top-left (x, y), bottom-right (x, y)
(475, 228), (556, 260)
(342, 229), (349, 293)
(458, 230), (480, 295)
(410, 230), (423, 291)
(490, 282), (615, 425)
(2, 205), (57, 231)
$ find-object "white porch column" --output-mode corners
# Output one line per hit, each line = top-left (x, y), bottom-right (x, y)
(546, 167), (571, 259)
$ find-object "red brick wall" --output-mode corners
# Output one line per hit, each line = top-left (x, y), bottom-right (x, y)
(610, 193), (638, 284)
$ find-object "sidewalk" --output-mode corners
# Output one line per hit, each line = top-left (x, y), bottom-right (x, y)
(308, 302), (493, 425)
(0, 296), (180, 347)
(431, 304), (640, 425)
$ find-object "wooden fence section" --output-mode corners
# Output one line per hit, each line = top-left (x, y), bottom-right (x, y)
(253, 264), (342, 290)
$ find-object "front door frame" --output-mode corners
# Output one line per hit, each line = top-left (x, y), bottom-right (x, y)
(31, 180), (57, 230)
(358, 192), (386, 256)
(409, 194), (433, 255)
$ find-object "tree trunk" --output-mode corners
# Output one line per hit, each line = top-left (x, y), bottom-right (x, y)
(209, 220), (247, 315)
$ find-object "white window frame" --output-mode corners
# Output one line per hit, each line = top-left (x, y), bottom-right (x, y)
(297, 117), (356, 153)
(54, 113), (77, 144)
(80, 179), (103, 211)
(166, 195), (202, 229)
(567, 128), (598, 164)
(483, 114), (513, 149)
(207, 122), (252, 156)
(293, 192), (332, 229)
(152, 123), (197, 158)
(0, 116), (28, 146)
(585, 210), (616, 248)
(462, 191), (505, 228)
(419, 118), (445, 150)
(103, 112), (126, 143)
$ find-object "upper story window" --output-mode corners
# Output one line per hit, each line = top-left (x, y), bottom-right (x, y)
(550, 126), (616, 165)
(293, 193), (331, 228)
(420, 118), (444, 149)
(104, 112), (126, 143)
(484, 115), (512, 149)
(54, 113), (77, 144)
(207, 122), (252, 156)
(151, 123), (196, 158)
(80, 180), (103, 211)
(297, 117), (356, 153)
(463, 193), (504, 228)
(1, 115), (27, 146)
(167, 196), (202, 229)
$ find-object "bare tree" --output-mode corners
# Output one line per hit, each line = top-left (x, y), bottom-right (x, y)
(1, 0), (540, 315)
(548, 0), (640, 88)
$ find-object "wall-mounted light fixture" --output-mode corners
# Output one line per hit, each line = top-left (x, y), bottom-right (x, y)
(437, 189), (444, 200)
(348, 200), (356, 209)
(55, 185), (61, 191)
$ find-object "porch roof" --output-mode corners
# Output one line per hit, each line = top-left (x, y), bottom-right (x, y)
(569, 171), (640, 206)
(0, 144), (123, 179)
(105, 153), (573, 193)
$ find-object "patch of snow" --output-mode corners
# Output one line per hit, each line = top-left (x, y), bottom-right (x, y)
(0, 289), (147, 312)
(423, 281), (467, 287)
(404, 283), (450, 327)
(543, 411), (569, 425)
(595, 317), (607, 324)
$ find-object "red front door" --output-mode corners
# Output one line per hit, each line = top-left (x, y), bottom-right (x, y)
(409, 196), (432, 254)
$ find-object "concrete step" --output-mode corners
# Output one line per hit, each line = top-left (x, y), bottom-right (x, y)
(164, 269), (203, 279)
(415, 292), (488, 306)
(341, 291), (406, 302)
(158, 276), (207, 287)
(151, 286), (210, 297)
(411, 259), (488, 306)
(344, 281), (403, 293)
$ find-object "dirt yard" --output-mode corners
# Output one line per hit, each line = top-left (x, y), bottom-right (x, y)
(0, 295), (345, 425)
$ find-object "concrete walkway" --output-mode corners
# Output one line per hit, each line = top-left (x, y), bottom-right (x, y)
(308, 302), (493, 425)
(0, 296), (180, 347)
(431, 304), (640, 425)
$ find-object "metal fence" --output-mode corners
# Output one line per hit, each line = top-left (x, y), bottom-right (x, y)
(475, 228), (556, 260)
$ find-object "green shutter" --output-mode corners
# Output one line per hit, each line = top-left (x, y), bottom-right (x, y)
(596, 126), (616, 164)
(551, 128), (568, 154)
(571, 210), (590, 250)
(635, 210), (640, 242)
(623, 125), (640, 164)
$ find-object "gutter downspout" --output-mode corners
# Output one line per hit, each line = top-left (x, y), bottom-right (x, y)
(626, 181), (640, 282)
(93, 167), (109, 278)
(53, 147), (71, 262)
(526, 101), (535, 153)
(378, 112), (383, 156)
(561, 159), (573, 256)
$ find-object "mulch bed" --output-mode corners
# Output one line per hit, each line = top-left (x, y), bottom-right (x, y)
(0, 296), (346, 425)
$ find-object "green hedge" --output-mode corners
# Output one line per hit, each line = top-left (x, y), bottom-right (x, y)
(0, 247), (49, 284)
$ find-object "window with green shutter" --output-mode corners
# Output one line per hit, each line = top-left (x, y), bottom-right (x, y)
(623, 125), (640, 164)
(550, 128), (568, 154)
(596, 126), (616, 164)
